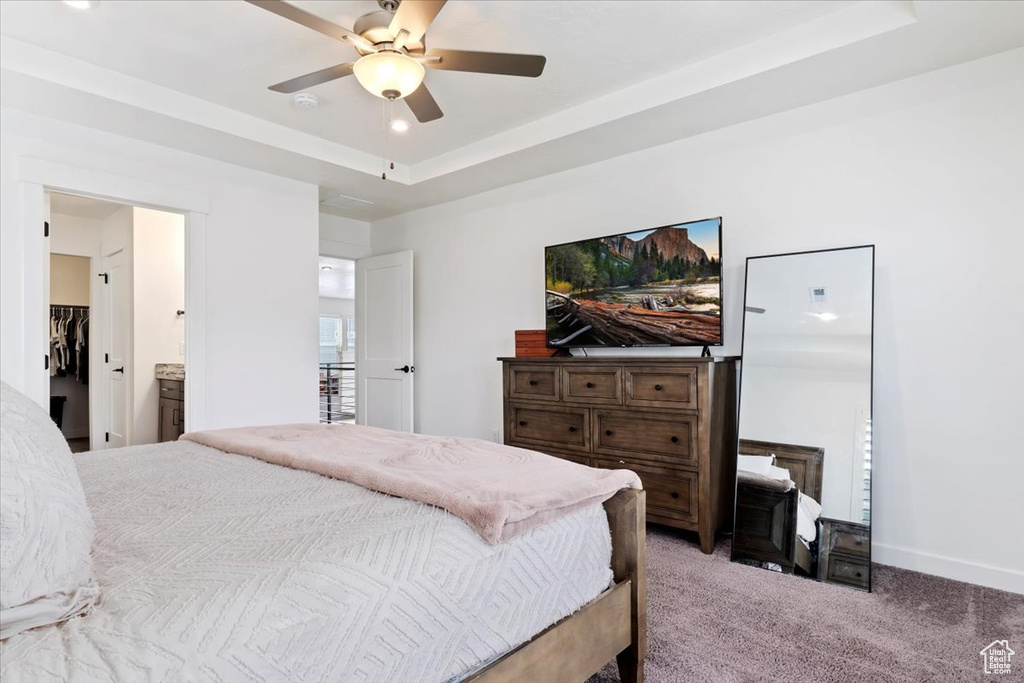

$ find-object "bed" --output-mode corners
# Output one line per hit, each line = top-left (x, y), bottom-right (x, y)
(0, 386), (646, 683)
(731, 439), (824, 577)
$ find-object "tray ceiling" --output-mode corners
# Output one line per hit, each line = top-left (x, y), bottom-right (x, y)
(2, 1), (1022, 220)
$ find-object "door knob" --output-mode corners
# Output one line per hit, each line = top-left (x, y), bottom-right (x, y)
(394, 365), (411, 373)
(113, 367), (124, 373)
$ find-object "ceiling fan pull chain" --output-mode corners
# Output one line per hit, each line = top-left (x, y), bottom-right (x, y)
(381, 98), (388, 180)
(388, 98), (396, 172)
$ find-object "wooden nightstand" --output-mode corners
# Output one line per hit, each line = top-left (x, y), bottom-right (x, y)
(818, 517), (870, 591)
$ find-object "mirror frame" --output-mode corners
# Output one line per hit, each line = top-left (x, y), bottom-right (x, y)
(731, 244), (875, 591)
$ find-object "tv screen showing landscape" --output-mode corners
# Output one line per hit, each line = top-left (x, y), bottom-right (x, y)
(545, 217), (723, 348)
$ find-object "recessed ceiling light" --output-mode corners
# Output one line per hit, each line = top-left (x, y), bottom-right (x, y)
(391, 119), (410, 133)
(63, 0), (96, 9)
(320, 265), (333, 271)
(293, 92), (319, 109)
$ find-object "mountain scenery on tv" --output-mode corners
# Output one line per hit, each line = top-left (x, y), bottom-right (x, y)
(546, 218), (722, 347)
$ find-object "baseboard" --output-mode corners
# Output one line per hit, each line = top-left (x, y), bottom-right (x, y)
(873, 542), (1024, 595)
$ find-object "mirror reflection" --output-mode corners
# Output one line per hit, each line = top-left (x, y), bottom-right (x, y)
(732, 246), (874, 591)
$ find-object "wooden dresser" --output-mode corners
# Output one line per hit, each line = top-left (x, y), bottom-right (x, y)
(499, 356), (737, 553)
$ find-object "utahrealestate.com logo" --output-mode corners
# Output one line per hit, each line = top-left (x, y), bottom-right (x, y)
(980, 640), (1015, 675)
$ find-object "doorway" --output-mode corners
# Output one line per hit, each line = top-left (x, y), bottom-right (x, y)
(319, 256), (356, 424)
(47, 191), (186, 451)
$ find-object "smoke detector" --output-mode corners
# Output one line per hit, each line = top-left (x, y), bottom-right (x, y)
(292, 92), (319, 109)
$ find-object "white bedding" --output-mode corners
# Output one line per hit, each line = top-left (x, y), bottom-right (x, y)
(0, 441), (614, 682)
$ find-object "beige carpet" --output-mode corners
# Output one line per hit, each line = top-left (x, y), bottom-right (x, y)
(588, 526), (1024, 683)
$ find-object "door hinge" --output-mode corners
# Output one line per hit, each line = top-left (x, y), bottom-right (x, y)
(44, 221), (49, 238)
(105, 353), (109, 363)
(45, 354), (49, 370)
(98, 272), (109, 284)
(105, 432), (110, 443)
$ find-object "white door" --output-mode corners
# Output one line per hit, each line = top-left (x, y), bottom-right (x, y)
(355, 251), (413, 432)
(102, 250), (130, 448)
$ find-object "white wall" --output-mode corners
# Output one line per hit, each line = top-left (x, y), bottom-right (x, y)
(319, 297), (354, 318)
(320, 213), (371, 259)
(1, 109), (320, 430)
(741, 366), (870, 521)
(132, 207), (185, 444)
(50, 253), (90, 306)
(49, 212), (103, 257)
(371, 50), (1024, 592)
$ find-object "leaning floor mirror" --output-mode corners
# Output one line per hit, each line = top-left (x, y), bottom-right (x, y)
(731, 245), (874, 591)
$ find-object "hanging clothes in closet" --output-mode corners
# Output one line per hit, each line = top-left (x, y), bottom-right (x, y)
(49, 305), (89, 385)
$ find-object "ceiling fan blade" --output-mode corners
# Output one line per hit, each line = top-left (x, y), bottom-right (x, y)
(425, 49), (546, 77)
(404, 83), (443, 123)
(244, 0), (377, 53)
(389, 0), (447, 44)
(269, 62), (355, 93)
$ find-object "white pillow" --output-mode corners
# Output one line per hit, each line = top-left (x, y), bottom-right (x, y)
(764, 464), (792, 481)
(0, 382), (98, 639)
(737, 454), (774, 476)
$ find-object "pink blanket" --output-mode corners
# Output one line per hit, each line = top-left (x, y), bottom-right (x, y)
(181, 423), (641, 545)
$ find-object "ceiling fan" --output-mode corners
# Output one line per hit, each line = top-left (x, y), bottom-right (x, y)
(245, 0), (547, 123)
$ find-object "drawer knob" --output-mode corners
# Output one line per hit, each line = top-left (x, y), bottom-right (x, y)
(568, 426), (577, 433)
(619, 460), (625, 464)
(671, 492), (680, 499)
(671, 436), (679, 443)
(654, 384), (663, 391)
(605, 429), (614, 436)
(519, 420), (527, 426)
(586, 382), (594, 388)
(855, 572), (862, 578)
(528, 380), (537, 386)
(855, 539), (863, 546)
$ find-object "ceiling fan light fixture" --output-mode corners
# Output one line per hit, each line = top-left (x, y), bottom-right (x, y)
(353, 51), (425, 100)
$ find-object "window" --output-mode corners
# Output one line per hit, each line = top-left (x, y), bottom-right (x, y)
(319, 316), (341, 364)
(344, 316), (355, 352)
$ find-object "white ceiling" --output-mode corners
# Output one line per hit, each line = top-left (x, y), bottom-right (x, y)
(2, 1), (1022, 221)
(319, 256), (355, 298)
(49, 191), (127, 221)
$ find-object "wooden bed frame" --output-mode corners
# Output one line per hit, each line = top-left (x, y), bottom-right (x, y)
(467, 488), (647, 683)
(731, 440), (823, 576)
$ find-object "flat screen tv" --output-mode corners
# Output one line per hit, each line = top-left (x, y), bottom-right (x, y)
(545, 217), (723, 348)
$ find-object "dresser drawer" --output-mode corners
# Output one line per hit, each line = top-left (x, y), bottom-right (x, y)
(507, 364), (560, 401)
(159, 379), (184, 401)
(593, 410), (697, 466)
(827, 556), (870, 589)
(624, 366), (698, 410)
(508, 403), (590, 452)
(594, 457), (698, 525)
(562, 365), (622, 405)
(830, 526), (870, 558)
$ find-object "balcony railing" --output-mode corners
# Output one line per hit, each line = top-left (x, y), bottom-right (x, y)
(319, 362), (355, 424)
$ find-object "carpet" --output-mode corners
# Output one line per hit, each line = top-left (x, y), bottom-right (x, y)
(588, 526), (1024, 683)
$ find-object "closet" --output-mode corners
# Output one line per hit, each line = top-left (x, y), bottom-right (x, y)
(49, 254), (92, 452)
